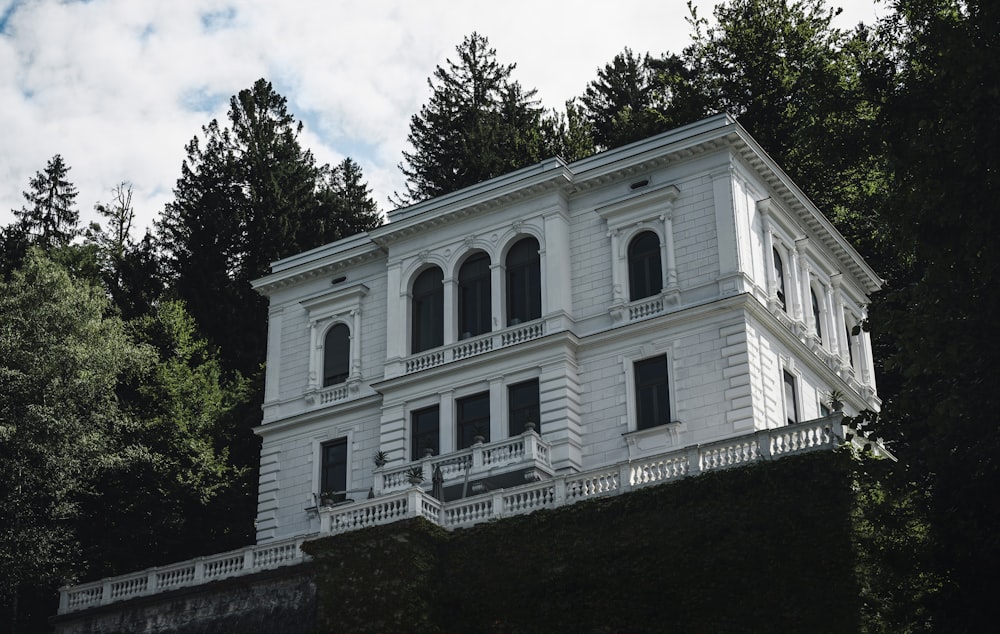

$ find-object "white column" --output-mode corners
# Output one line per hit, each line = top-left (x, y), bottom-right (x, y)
(609, 228), (625, 305)
(264, 306), (283, 403)
(543, 207), (572, 321)
(661, 211), (678, 290)
(758, 201), (777, 303)
(490, 261), (503, 330)
(793, 238), (809, 324)
(350, 309), (362, 379)
(385, 262), (403, 361)
(438, 389), (455, 455)
(443, 276), (456, 345)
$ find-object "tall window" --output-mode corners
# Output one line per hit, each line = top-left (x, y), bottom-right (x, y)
(811, 289), (823, 344)
(628, 231), (663, 301)
(506, 237), (541, 325)
(411, 267), (443, 353)
(323, 323), (350, 387)
(411, 406), (440, 460)
(783, 370), (798, 426)
(457, 392), (490, 449)
(321, 438), (348, 503)
(772, 248), (786, 309)
(458, 252), (491, 339)
(635, 355), (670, 430)
(844, 319), (855, 368)
(508, 379), (540, 436)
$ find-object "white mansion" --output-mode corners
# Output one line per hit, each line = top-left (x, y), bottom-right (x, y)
(59, 113), (881, 613)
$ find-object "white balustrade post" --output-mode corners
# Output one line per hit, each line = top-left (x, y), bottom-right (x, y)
(523, 431), (538, 461)
(492, 492), (504, 520)
(101, 581), (112, 606)
(686, 446), (702, 476)
(620, 463), (633, 492)
(243, 547), (255, 572)
(147, 569), (158, 595)
(757, 429), (773, 460)
(320, 508), (332, 533)
(472, 444), (484, 470)
(407, 487), (422, 519)
(553, 476), (567, 506)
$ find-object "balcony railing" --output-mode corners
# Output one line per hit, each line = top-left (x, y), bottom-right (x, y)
(58, 536), (309, 615)
(377, 430), (552, 494)
(402, 320), (546, 375)
(59, 416), (872, 616)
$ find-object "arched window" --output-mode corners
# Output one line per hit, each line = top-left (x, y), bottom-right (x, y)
(506, 237), (540, 325)
(628, 231), (662, 301)
(411, 267), (443, 353)
(323, 323), (350, 387)
(772, 248), (786, 309)
(811, 289), (823, 344)
(458, 252), (492, 339)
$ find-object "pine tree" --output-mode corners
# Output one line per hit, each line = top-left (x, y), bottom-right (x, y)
(397, 33), (552, 203)
(13, 154), (80, 249)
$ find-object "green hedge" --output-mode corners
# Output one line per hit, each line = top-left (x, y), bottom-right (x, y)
(303, 451), (860, 633)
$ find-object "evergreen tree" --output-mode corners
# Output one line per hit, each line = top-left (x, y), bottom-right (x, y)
(158, 78), (380, 377)
(397, 32), (552, 203)
(12, 154), (80, 249)
(862, 0), (1000, 629)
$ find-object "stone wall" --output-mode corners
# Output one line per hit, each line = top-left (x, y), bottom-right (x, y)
(51, 565), (315, 634)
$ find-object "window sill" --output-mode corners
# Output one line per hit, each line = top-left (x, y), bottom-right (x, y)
(624, 421), (684, 459)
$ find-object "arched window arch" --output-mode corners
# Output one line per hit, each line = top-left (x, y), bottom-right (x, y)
(323, 323), (350, 387)
(628, 231), (663, 301)
(411, 267), (443, 353)
(772, 247), (787, 310)
(458, 252), (492, 339)
(505, 237), (540, 326)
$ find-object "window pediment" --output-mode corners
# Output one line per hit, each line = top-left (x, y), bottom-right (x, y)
(596, 183), (679, 230)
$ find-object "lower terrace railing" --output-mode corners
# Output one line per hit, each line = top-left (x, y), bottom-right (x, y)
(59, 416), (868, 615)
(58, 536), (309, 614)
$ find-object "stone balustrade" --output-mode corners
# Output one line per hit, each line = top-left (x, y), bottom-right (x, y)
(59, 416), (869, 616)
(58, 536), (309, 614)
(399, 319), (546, 376)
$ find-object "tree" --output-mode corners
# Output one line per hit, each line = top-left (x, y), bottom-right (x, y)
(580, 48), (674, 150)
(12, 154), (80, 249)
(397, 32), (552, 203)
(158, 78), (381, 377)
(0, 251), (147, 631)
(861, 0), (1000, 629)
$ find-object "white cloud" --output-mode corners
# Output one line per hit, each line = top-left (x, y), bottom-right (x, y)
(0, 0), (882, 238)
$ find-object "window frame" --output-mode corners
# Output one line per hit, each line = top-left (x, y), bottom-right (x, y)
(411, 267), (444, 354)
(633, 354), (672, 430)
(782, 369), (799, 426)
(627, 230), (664, 302)
(322, 322), (351, 387)
(507, 378), (540, 436)
(457, 251), (492, 339)
(505, 237), (541, 326)
(456, 392), (490, 449)
(411, 405), (440, 460)
(320, 437), (349, 504)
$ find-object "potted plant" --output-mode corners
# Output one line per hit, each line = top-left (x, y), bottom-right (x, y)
(405, 466), (425, 485)
(319, 490), (338, 507)
(825, 389), (845, 413)
(373, 450), (388, 468)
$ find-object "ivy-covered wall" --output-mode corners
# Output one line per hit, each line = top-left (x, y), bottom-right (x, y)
(303, 450), (860, 633)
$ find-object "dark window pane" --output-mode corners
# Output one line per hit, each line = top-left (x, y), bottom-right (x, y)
(506, 238), (541, 325)
(412, 267), (443, 353)
(783, 371), (798, 425)
(321, 438), (348, 503)
(508, 379), (540, 436)
(411, 406), (440, 460)
(323, 323), (350, 387)
(772, 248), (786, 309)
(457, 392), (490, 449)
(811, 289), (823, 343)
(635, 355), (669, 430)
(628, 231), (662, 301)
(458, 252), (491, 338)
(844, 320), (855, 367)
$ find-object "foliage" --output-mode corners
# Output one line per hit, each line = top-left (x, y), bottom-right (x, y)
(0, 251), (148, 627)
(397, 33), (553, 203)
(158, 78), (381, 378)
(306, 452), (861, 633)
(861, 0), (1000, 629)
(11, 154), (80, 249)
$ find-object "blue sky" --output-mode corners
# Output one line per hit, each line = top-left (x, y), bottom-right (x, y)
(0, 0), (884, 236)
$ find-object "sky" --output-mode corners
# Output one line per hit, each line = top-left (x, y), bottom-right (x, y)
(0, 0), (885, 238)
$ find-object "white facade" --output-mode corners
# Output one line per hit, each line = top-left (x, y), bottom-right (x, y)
(250, 113), (880, 544)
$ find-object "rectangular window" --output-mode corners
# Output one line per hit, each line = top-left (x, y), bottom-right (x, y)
(635, 355), (670, 430)
(508, 379), (540, 436)
(457, 392), (490, 449)
(321, 438), (348, 503)
(411, 406), (440, 460)
(783, 370), (798, 426)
